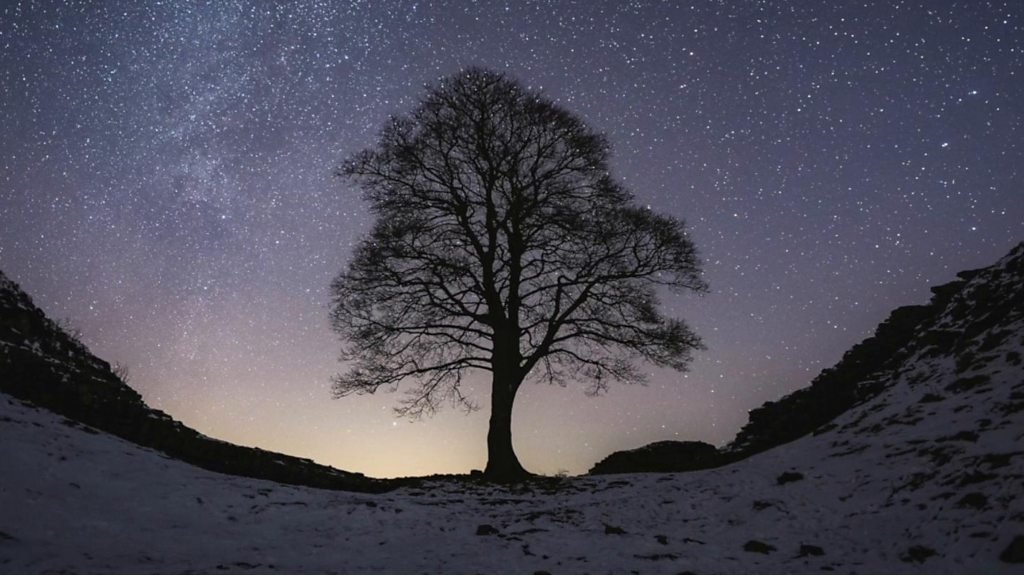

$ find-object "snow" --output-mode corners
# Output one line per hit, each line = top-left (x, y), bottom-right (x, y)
(1, 250), (1022, 572)
(1, 347), (1020, 574)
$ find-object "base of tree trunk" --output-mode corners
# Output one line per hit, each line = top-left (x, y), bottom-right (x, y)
(483, 460), (532, 482)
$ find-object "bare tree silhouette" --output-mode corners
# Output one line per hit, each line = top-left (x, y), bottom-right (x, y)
(330, 68), (706, 480)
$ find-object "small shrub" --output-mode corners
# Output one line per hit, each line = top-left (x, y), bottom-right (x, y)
(113, 362), (131, 385)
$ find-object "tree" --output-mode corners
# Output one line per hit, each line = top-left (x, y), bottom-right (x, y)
(330, 68), (706, 480)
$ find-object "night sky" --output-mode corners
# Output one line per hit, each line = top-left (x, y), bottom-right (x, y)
(1, 1), (1021, 477)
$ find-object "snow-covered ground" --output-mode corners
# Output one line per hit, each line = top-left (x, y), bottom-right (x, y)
(2, 247), (1022, 573)
(1, 345), (1020, 573)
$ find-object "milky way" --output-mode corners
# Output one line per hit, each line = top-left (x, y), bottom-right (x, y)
(1, 1), (1021, 476)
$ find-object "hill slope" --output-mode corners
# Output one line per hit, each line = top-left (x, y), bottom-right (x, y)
(592, 243), (1022, 474)
(0, 270), (385, 493)
(1, 243), (1022, 572)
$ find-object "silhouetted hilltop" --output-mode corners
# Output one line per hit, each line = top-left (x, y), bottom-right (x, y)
(726, 284), (959, 455)
(0, 270), (388, 493)
(591, 241), (1024, 474)
(589, 440), (721, 475)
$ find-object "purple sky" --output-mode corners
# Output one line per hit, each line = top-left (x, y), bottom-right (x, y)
(1, 0), (1021, 476)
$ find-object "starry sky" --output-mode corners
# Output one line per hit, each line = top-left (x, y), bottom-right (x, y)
(1, 1), (1021, 478)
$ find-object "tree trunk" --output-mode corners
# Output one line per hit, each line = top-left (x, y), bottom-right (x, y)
(484, 371), (529, 480)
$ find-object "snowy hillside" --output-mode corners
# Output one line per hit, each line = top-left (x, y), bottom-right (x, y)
(1, 243), (1022, 573)
(0, 270), (381, 494)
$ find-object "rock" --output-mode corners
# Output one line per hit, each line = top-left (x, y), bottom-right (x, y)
(475, 524), (499, 536)
(1001, 535), (1024, 563)
(901, 545), (937, 563)
(946, 375), (991, 394)
(797, 544), (825, 557)
(956, 492), (988, 509)
(743, 540), (776, 554)
(776, 471), (804, 485)
(603, 523), (626, 535)
(634, 553), (679, 560)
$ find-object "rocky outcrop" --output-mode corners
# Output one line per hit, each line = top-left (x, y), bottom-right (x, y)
(729, 245), (1019, 457)
(0, 271), (389, 493)
(726, 300), (941, 455)
(591, 242), (1024, 475)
